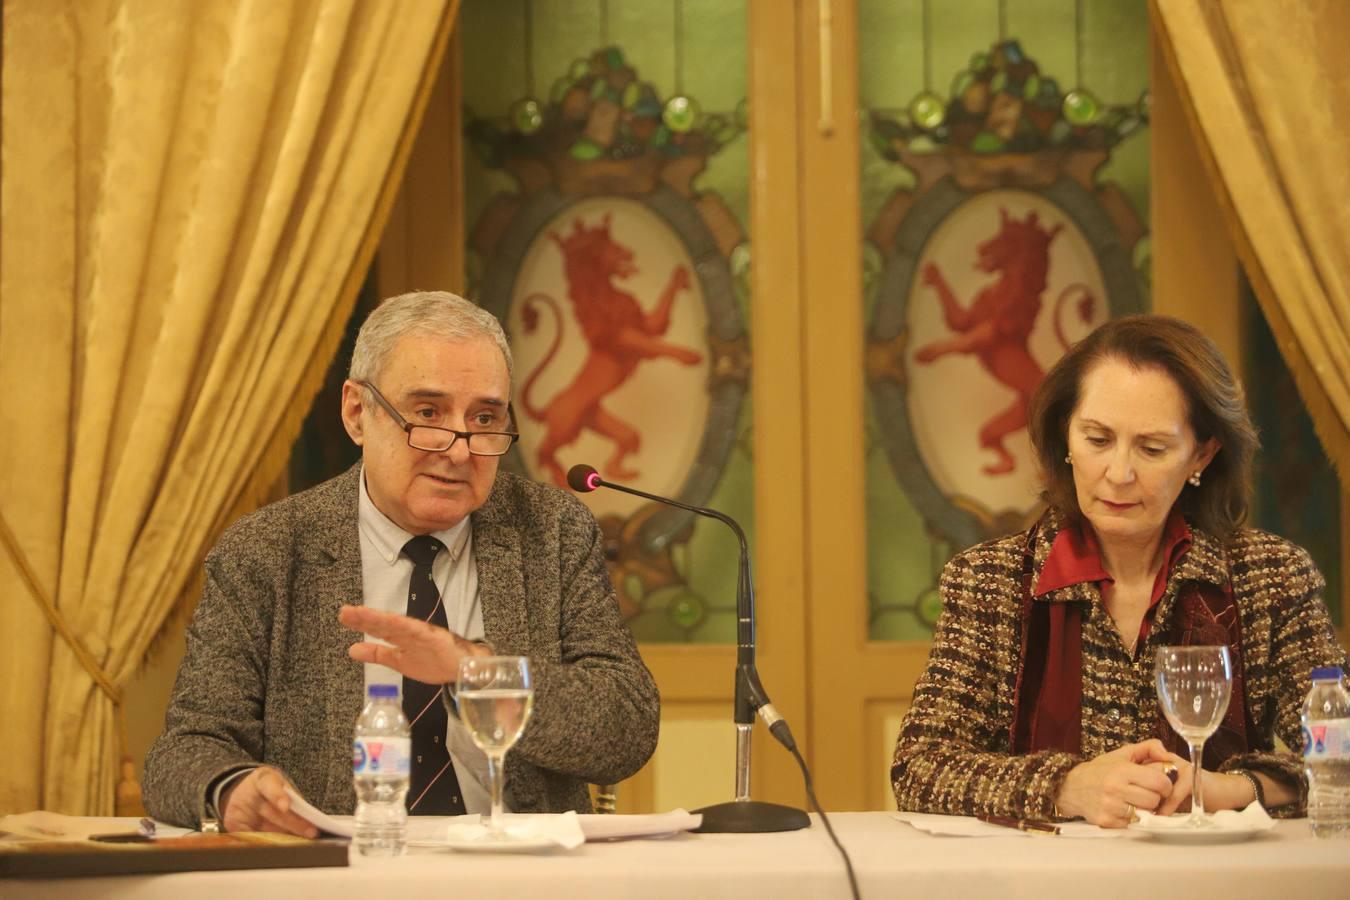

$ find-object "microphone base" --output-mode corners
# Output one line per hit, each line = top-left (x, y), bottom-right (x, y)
(691, 799), (811, 833)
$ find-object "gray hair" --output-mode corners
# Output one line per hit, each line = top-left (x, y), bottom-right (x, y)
(349, 291), (513, 384)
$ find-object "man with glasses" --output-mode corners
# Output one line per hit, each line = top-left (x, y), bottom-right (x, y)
(144, 292), (659, 834)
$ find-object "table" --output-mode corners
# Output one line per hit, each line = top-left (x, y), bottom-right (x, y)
(6, 813), (1348, 899)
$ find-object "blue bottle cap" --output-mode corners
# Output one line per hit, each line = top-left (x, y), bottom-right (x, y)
(1311, 666), (1344, 681)
(367, 683), (400, 699)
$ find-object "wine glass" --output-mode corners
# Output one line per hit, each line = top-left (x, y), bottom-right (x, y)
(456, 655), (534, 838)
(1154, 645), (1233, 827)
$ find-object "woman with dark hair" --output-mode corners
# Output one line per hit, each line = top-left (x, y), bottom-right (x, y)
(891, 314), (1346, 827)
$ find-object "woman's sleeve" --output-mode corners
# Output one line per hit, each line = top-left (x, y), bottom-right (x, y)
(1219, 541), (1348, 817)
(891, 554), (1080, 819)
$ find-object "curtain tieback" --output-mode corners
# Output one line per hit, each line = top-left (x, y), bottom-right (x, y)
(0, 509), (122, 705)
(0, 508), (141, 814)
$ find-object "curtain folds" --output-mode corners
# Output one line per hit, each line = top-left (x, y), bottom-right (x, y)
(1152, 0), (1350, 476)
(0, 0), (458, 815)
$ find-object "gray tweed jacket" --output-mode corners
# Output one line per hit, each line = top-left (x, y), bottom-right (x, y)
(142, 465), (659, 828)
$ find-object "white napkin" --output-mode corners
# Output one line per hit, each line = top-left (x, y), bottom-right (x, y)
(283, 788), (691, 847)
(1133, 800), (1274, 832)
(576, 810), (702, 841)
(893, 811), (1123, 839)
(444, 811), (585, 849)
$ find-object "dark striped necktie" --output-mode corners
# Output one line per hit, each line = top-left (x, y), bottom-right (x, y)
(400, 535), (466, 815)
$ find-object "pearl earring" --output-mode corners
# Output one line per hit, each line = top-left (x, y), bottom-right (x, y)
(1065, 453), (1073, 465)
(1188, 471), (1202, 487)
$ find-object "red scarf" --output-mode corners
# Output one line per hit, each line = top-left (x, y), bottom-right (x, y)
(1010, 513), (1251, 766)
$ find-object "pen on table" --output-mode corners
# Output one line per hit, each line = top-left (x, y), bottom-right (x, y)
(88, 818), (159, 843)
(90, 832), (156, 843)
(975, 814), (1061, 835)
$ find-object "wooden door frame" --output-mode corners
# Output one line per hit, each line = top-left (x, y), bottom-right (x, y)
(797, 0), (878, 812)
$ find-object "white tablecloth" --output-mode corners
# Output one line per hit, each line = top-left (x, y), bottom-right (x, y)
(6, 813), (1348, 899)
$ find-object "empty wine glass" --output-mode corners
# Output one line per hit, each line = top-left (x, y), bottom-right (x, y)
(457, 655), (534, 838)
(1154, 645), (1233, 827)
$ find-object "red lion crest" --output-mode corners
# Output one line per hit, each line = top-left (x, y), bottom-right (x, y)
(520, 213), (703, 487)
(915, 207), (1093, 475)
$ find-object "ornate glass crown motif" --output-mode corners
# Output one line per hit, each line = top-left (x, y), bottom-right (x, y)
(870, 40), (1148, 159)
(466, 46), (744, 170)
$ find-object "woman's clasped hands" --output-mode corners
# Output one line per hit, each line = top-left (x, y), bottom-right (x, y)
(1054, 739), (1189, 827)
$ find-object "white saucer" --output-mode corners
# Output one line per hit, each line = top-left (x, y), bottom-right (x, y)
(439, 834), (561, 854)
(1130, 816), (1274, 845)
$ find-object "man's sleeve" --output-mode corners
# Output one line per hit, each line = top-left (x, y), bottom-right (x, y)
(511, 500), (660, 785)
(141, 543), (272, 828)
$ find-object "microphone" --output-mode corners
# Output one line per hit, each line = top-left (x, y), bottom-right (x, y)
(568, 464), (808, 832)
(566, 466), (603, 492)
(569, 465), (774, 723)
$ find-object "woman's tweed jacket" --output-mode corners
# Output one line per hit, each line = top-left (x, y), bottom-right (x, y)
(143, 465), (659, 828)
(892, 513), (1347, 820)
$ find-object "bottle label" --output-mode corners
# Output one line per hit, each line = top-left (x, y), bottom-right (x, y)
(1302, 717), (1350, 759)
(352, 736), (411, 775)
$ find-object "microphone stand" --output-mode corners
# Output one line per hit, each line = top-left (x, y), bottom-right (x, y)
(571, 467), (809, 833)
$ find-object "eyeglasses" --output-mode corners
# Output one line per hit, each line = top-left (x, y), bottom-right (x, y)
(358, 380), (520, 456)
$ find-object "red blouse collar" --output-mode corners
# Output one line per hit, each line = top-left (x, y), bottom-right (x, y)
(1035, 508), (1193, 603)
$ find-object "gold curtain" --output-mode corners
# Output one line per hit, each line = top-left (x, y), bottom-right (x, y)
(0, 0), (458, 816)
(1152, 0), (1350, 476)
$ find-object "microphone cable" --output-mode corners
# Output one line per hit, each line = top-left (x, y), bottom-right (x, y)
(766, 719), (861, 900)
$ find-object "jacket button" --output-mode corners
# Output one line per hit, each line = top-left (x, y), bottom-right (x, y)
(1107, 707), (1122, 724)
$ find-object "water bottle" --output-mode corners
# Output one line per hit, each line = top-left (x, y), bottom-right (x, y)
(1302, 665), (1350, 838)
(353, 683), (411, 856)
